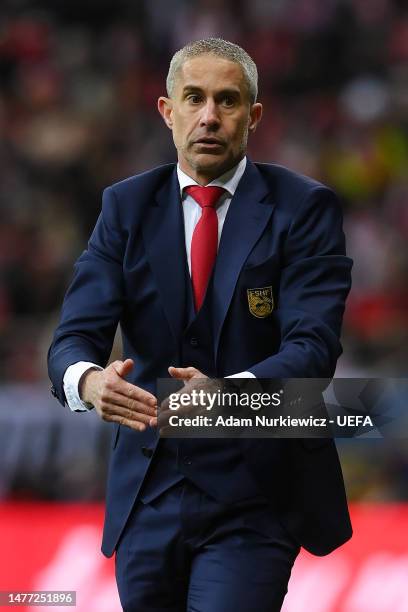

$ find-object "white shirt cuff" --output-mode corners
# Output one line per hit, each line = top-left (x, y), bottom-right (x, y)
(226, 371), (256, 378)
(63, 361), (103, 412)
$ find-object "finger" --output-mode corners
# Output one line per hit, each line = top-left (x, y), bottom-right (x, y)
(107, 414), (147, 432)
(99, 402), (155, 427)
(159, 406), (191, 425)
(168, 366), (197, 380)
(102, 392), (157, 419)
(112, 358), (134, 379)
(160, 393), (171, 411)
(159, 380), (194, 413)
(111, 380), (157, 408)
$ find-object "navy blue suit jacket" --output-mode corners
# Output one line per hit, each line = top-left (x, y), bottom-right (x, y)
(48, 159), (353, 557)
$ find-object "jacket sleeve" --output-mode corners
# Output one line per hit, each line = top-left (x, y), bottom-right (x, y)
(248, 187), (353, 378)
(47, 187), (125, 406)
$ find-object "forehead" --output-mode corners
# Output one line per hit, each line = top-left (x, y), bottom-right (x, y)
(176, 54), (246, 93)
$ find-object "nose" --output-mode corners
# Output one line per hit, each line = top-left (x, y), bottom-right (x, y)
(199, 99), (220, 129)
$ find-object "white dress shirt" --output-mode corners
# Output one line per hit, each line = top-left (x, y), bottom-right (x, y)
(64, 156), (254, 412)
(179, 155), (246, 273)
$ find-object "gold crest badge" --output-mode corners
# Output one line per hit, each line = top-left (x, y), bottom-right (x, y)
(247, 286), (274, 318)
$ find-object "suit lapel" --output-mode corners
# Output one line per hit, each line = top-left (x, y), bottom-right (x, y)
(142, 167), (187, 347)
(212, 160), (276, 363)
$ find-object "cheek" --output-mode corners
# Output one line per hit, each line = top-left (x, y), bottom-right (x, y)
(173, 118), (191, 147)
(171, 125), (184, 149)
(229, 120), (248, 147)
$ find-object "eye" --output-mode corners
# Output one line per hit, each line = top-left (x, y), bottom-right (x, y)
(187, 94), (202, 104)
(222, 95), (236, 107)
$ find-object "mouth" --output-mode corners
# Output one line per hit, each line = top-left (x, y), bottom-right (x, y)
(194, 138), (225, 148)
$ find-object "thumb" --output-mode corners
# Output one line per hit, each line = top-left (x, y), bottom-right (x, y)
(113, 358), (134, 378)
(168, 366), (196, 380)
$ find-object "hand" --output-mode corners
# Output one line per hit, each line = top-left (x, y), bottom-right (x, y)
(152, 366), (221, 431)
(80, 359), (157, 432)
(168, 366), (207, 382)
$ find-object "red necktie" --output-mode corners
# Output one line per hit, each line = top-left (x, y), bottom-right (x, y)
(185, 185), (225, 311)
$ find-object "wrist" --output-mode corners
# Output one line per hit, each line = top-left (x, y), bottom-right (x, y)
(79, 367), (101, 406)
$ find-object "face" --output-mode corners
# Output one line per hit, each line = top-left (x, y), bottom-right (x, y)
(158, 54), (262, 184)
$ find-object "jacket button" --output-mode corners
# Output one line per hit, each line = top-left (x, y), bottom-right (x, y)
(141, 446), (154, 458)
(182, 455), (192, 465)
(190, 337), (199, 347)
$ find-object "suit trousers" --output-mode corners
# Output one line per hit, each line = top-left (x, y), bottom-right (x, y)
(115, 479), (300, 612)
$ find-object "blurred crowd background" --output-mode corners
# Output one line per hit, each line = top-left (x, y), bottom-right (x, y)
(0, 0), (407, 503)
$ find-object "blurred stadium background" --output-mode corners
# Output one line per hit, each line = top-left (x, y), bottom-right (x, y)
(0, 0), (407, 610)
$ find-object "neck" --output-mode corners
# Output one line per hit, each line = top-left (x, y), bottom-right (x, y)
(178, 156), (244, 185)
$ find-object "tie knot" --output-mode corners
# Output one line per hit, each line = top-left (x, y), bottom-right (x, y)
(185, 185), (225, 209)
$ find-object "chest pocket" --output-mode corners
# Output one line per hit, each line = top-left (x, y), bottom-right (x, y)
(239, 256), (280, 319)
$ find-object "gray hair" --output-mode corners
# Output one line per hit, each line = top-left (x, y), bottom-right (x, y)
(166, 38), (258, 104)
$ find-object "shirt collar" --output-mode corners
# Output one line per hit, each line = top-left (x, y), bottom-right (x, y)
(177, 156), (247, 198)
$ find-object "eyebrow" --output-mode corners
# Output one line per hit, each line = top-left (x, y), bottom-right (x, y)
(182, 85), (241, 97)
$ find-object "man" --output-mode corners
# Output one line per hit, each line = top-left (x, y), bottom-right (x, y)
(48, 38), (353, 611)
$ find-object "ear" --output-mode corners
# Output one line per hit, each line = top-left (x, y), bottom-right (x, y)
(158, 96), (173, 129)
(248, 102), (263, 134)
